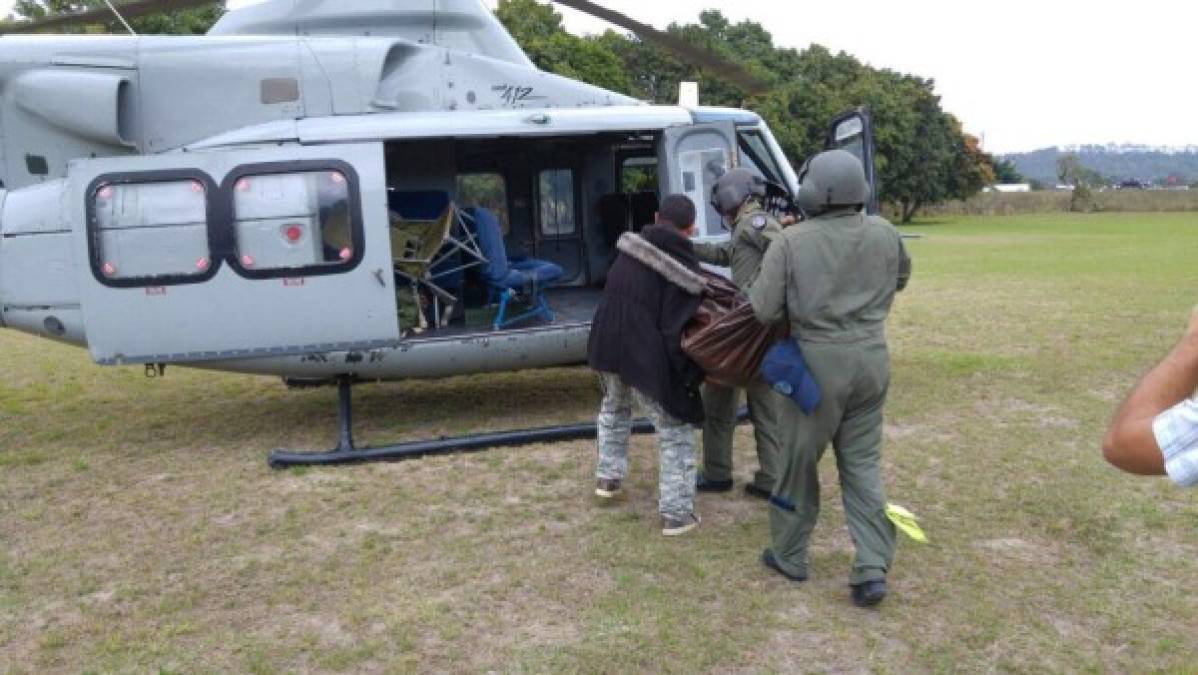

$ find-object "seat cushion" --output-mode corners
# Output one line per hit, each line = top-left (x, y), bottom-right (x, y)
(503, 260), (563, 288)
(464, 207), (510, 282)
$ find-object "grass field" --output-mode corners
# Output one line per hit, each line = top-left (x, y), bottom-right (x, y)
(915, 189), (1198, 217)
(2, 213), (1197, 673)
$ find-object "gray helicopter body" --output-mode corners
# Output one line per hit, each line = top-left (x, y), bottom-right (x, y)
(0, 0), (870, 384)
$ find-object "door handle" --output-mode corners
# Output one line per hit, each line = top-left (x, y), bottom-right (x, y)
(373, 268), (386, 288)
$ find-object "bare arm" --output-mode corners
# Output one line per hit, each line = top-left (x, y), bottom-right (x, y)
(1103, 307), (1198, 475)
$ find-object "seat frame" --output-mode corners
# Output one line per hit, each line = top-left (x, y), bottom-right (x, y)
(391, 200), (489, 329)
(462, 208), (560, 330)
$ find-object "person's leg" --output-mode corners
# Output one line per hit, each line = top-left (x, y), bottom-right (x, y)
(595, 373), (633, 484)
(746, 379), (785, 493)
(767, 342), (851, 579)
(700, 382), (739, 485)
(768, 402), (834, 578)
(635, 390), (698, 524)
(833, 344), (896, 587)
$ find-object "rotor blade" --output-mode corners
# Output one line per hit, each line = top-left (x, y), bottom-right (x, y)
(0, 0), (216, 35)
(552, 0), (770, 96)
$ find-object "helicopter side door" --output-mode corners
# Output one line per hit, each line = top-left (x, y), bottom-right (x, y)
(825, 107), (879, 214)
(68, 143), (399, 365)
(658, 121), (738, 238)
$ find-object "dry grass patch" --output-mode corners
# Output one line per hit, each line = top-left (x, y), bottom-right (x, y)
(2, 213), (1197, 672)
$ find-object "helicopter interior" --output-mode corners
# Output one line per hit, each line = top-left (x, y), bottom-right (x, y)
(384, 132), (666, 339)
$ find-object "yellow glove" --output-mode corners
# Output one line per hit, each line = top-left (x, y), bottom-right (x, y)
(886, 503), (928, 543)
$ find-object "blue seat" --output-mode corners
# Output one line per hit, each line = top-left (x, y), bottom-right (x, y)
(465, 207), (563, 329)
(388, 189), (447, 220)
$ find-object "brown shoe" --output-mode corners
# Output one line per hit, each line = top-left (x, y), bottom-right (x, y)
(662, 513), (701, 536)
(595, 478), (622, 499)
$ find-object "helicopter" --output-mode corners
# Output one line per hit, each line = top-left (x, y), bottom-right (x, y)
(0, 0), (879, 465)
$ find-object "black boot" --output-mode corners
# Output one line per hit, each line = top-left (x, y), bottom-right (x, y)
(761, 549), (807, 582)
(850, 579), (887, 607)
(743, 483), (771, 501)
(695, 472), (733, 493)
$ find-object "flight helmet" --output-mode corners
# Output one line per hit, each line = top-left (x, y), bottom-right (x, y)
(796, 149), (870, 217)
(710, 167), (767, 217)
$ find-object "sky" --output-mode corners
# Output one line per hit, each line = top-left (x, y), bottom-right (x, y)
(4, 0), (1195, 153)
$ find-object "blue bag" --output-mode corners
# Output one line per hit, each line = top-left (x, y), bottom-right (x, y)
(761, 338), (822, 415)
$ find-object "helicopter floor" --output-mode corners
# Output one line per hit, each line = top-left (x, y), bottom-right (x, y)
(412, 286), (602, 341)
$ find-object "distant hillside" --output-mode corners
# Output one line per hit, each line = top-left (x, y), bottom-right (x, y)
(1001, 146), (1198, 186)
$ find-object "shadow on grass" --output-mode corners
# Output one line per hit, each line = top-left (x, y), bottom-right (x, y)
(56, 367), (604, 455)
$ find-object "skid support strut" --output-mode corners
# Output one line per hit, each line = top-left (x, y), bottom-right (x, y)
(268, 376), (750, 469)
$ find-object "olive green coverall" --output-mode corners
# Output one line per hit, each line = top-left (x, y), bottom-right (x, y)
(693, 198), (785, 492)
(748, 209), (911, 584)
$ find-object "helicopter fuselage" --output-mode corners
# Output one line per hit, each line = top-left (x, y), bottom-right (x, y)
(0, 26), (873, 385)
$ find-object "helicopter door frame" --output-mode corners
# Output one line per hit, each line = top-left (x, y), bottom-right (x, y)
(658, 121), (738, 239)
(69, 142), (400, 365)
(825, 107), (879, 214)
(531, 160), (587, 286)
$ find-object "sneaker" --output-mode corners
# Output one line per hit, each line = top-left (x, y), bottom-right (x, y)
(595, 478), (622, 499)
(850, 579), (887, 608)
(744, 483), (772, 501)
(696, 473), (734, 493)
(761, 549), (808, 582)
(661, 513), (701, 536)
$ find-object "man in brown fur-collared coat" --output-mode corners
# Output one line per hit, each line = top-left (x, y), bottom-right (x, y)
(587, 194), (707, 536)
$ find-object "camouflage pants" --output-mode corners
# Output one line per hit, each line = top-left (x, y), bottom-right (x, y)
(595, 373), (697, 520)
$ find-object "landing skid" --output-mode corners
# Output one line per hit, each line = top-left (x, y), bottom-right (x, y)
(268, 376), (749, 469)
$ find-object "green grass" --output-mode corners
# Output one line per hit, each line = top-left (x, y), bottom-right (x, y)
(1, 213), (1197, 672)
(920, 188), (1198, 217)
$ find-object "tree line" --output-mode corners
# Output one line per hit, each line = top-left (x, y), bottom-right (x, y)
(495, 0), (996, 222)
(14, 0), (997, 221)
(1003, 146), (1198, 189)
(13, 0), (221, 34)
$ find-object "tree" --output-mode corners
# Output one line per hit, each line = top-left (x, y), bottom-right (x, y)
(13, 0), (224, 35)
(1057, 152), (1105, 212)
(946, 126), (995, 202)
(495, 0), (629, 93)
(1057, 152), (1107, 188)
(494, 5), (987, 222)
(992, 158), (1022, 184)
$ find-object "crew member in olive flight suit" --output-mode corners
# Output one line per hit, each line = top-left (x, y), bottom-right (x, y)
(749, 150), (911, 607)
(693, 168), (786, 499)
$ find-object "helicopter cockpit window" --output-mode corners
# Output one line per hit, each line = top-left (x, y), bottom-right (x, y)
(229, 168), (360, 277)
(538, 169), (576, 237)
(91, 178), (213, 285)
(830, 116), (867, 162)
(738, 131), (783, 186)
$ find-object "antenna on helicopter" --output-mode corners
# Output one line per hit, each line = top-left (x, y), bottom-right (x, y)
(103, 0), (139, 35)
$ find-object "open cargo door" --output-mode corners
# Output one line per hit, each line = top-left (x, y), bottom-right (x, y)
(825, 107), (878, 214)
(658, 121), (738, 238)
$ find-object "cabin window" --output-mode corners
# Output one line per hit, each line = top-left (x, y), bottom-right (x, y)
(25, 155), (50, 177)
(89, 176), (215, 286)
(538, 168), (576, 237)
(457, 172), (510, 235)
(227, 166), (362, 278)
(620, 156), (658, 193)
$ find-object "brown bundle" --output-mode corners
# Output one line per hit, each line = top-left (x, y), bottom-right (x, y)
(682, 272), (788, 387)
